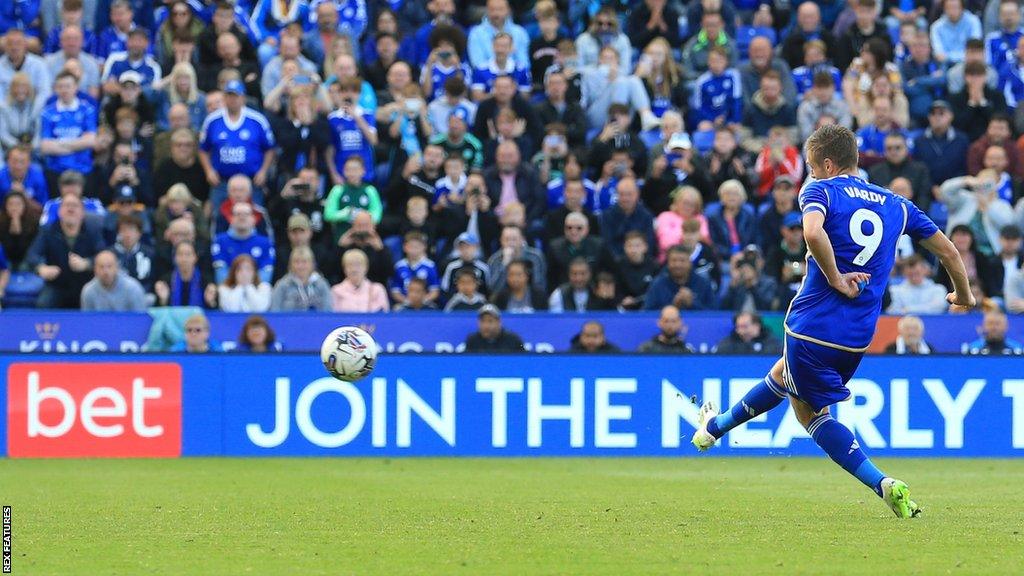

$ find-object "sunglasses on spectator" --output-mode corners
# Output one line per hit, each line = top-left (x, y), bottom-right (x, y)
(186, 327), (206, 333)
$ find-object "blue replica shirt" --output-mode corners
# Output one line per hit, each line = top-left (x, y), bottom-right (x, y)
(470, 59), (531, 95)
(92, 25), (130, 60)
(432, 174), (466, 205)
(985, 29), (1024, 74)
(199, 107), (276, 180)
(250, 0), (312, 42)
(792, 64), (842, 98)
(211, 231), (275, 284)
(786, 174), (940, 350)
(999, 61), (1024, 109)
(0, 163), (49, 206)
(101, 51), (162, 87)
(328, 107), (377, 182)
(309, 0), (367, 41)
(424, 61), (472, 101)
(692, 68), (743, 125)
(38, 97), (98, 174)
(856, 126), (915, 156)
(40, 197), (107, 226)
(390, 257), (440, 295)
(0, 0), (41, 36)
(44, 25), (96, 54)
(586, 179), (618, 215)
(546, 177), (597, 209)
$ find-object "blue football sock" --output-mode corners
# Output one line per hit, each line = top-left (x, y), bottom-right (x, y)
(808, 414), (886, 497)
(706, 375), (787, 439)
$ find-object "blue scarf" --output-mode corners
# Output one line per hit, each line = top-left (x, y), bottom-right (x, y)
(171, 268), (204, 307)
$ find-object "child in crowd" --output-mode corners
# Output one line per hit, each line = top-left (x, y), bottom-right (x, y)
(324, 156), (383, 243)
(389, 231), (440, 306)
(443, 267), (488, 311)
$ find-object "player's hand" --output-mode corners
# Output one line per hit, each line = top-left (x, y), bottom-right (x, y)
(829, 272), (871, 299)
(947, 291), (976, 313)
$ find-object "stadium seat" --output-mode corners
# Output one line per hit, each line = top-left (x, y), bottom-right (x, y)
(2, 272), (43, 309)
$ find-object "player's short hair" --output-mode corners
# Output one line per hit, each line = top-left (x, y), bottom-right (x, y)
(804, 124), (858, 172)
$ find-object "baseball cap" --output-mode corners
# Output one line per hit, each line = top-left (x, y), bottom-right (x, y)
(224, 79), (246, 95)
(115, 185), (136, 202)
(287, 213), (311, 231)
(783, 212), (803, 228)
(455, 232), (479, 246)
(664, 132), (692, 152)
(478, 303), (501, 319)
(929, 100), (952, 113)
(450, 105), (471, 124)
(118, 70), (143, 85)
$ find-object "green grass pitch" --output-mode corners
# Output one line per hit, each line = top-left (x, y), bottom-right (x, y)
(1, 458), (1022, 575)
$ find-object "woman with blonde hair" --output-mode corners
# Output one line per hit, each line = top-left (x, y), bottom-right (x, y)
(851, 74), (910, 129)
(0, 73), (41, 152)
(707, 179), (757, 259)
(655, 186), (710, 262)
(271, 246), (333, 311)
(331, 248), (389, 312)
(218, 254), (273, 312)
(154, 62), (206, 131)
(153, 183), (209, 246)
(635, 37), (686, 119)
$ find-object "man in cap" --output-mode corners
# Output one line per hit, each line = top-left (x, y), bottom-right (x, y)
(913, 99), (969, 197)
(643, 132), (712, 212)
(101, 184), (152, 245)
(463, 303), (526, 352)
(440, 232), (490, 297)
(199, 79), (276, 192)
(428, 105), (484, 170)
(273, 212), (337, 283)
(101, 69), (157, 131)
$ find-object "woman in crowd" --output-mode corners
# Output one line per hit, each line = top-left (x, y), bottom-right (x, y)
(218, 254), (273, 312)
(655, 186), (710, 262)
(271, 246), (333, 311)
(153, 184), (209, 252)
(0, 191), (41, 270)
(269, 84), (331, 182)
(851, 74), (910, 129)
(0, 73), (40, 153)
(707, 179), (757, 260)
(331, 248), (389, 312)
(490, 260), (548, 313)
(936, 225), (1001, 297)
(157, 2), (204, 63)
(235, 315), (279, 352)
(575, 5), (632, 68)
(154, 241), (218, 308)
(843, 38), (903, 122)
(153, 62), (206, 132)
(635, 37), (687, 120)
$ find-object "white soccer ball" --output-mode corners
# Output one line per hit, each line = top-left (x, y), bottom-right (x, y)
(320, 326), (378, 382)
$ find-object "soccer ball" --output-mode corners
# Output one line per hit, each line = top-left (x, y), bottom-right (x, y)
(320, 326), (378, 382)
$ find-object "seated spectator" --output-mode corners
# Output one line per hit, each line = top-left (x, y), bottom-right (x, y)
(546, 212), (613, 289)
(940, 170), (1016, 255)
(951, 61), (1008, 143)
(937, 225), (1002, 295)
(708, 180), (757, 259)
(268, 168), (330, 248)
(544, 172), (599, 242)
(338, 211), (394, 286)
(868, 133), (934, 211)
(394, 277), (439, 312)
(931, 0), (982, 64)
(740, 36), (797, 106)
(980, 145), (1022, 204)
(99, 141), (152, 207)
(721, 250), (779, 312)
(235, 315), (279, 353)
(39, 170), (105, 227)
(579, 46), (654, 132)
(444, 268), (488, 312)
(715, 311), (783, 354)
(681, 10), (735, 82)
(331, 248), (389, 313)
(463, 303), (525, 352)
(440, 232), (489, 297)
(548, 257), (595, 313)
(527, 1), (565, 87)
(389, 231), (441, 308)
(154, 241), (218, 308)
(644, 245), (716, 311)
(218, 254), (272, 313)
(742, 71), (797, 141)
(39, 72), (97, 187)
(600, 177), (654, 258)
(427, 76), (476, 137)
(691, 46), (743, 131)
(757, 176), (798, 249)
(841, 33), (901, 108)
(212, 202), (274, 284)
(328, 76), (381, 187)
(111, 214), (156, 295)
(766, 213), (808, 305)
(94, 0), (139, 61)
(27, 192), (105, 308)
(968, 115), (1019, 178)
(393, 196), (440, 250)
(637, 305), (693, 353)
(705, 127), (754, 195)
(851, 70), (910, 130)
(0, 73), (42, 154)
(0, 146), (46, 207)
(80, 249), (147, 311)
(589, 148), (639, 215)
(644, 133), (713, 213)
(797, 71), (853, 143)
(575, 6), (631, 68)
(791, 40), (841, 101)
(484, 141), (546, 226)
(482, 109), (535, 166)
(966, 310), (1023, 354)
(154, 128), (209, 205)
(754, 127), (803, 200)
(169, 313), (223, 353)
(996, 225), (1024, 302)
(101, 182), (151, 244)
(152, 183), (208, 254)
(100, 28), (161, 91)
(324, 156), (383, 244)
(855, 97), (909, 163)
(470, 32), (529, 101)
(914, 100), (969, 197)
(887, 254), (951, 314)
(431, 106), (484, 172)
(0, 30), (51, 101)
(781, 2), (836, 70)
(534, 69), (586, 149)
(490, 260), (547, 313)
(154, 63), (206, 133)
(901, 30), (946, 126)
(101, 71), (156, 136)
(635, 37), (687, 121)
(884, 315), (933, 354)
(947, 38), (996, 96)
(0, 191), (42, 270)
(272, 213), (336, 284)
(270, 246), (332, 311)
(680, 219), (723, 291)
(487, 224), (546, 294)
(198, 80), (276, 193)
(655, 185), (711, 263)
(42, 0), (95, 56)
(589, 271), (621, 311)
(569, 320), (620, 353)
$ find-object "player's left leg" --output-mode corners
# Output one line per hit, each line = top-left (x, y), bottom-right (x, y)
(692, 359), (788, 451)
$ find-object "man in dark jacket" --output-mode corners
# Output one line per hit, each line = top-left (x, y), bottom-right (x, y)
(779, 1), (836, 69)
(638, 305), (694, 353)
(546, 212), (614, 289)
(533, 69), (587, 148)
(484, 141), (547, 224)
(27, 192), (106, 308)
(569, 320), (621, 353)
(913, 100), (969, 198)
(464, 304), (526, 352)
(833, 0), (891, 71)
(714, 312), (783, 354)
(600, 177), (654, 257)
(644, 245), (716, 310)
(473, 76), (544, 146)
(625, 0), (683, 51)
(867, 132), (933, 211)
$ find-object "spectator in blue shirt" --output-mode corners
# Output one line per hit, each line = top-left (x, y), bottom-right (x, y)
(43, 0), (95, 55)
(93, 0), (137, 61)
(38, 72), (98, 185)
(985, 0), (1024, 73)
(39, 170), (106, 227)
(0, 146), (49, 206)
(930, 0), (983, 64)
(250, 0), (311, 66)
(326, 77), (378, 185)
(212, 201), (275, 284)
(856, 97), (911, 160)
(999, 35), (1024, 109)
(466, 0), (529, 69)
(0, 0), (42, 40)
(315, 0), (367, 43)
(401, 0), (460, 68)
(643, 244), (716, 311)
(470, 32), (530, 101)
(198, 80), (276, 193)
(692, 46), (744, 130)
(169, 313), (224, 352)
(902, 30), (948, 125)
(914, 100), (969, 192)
(389, 230), (440, 306)
(100, 28), (162, 91)
(791, 39), (842, 100)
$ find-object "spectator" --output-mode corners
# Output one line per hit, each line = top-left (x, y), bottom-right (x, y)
(644, 244), (716, 311)
(394, 277), (439, 312)
(27, 192), (105, 308)
(902, 30), (948, 126)
(546, 212), (612, 289)
(427, 77), (476, 136)
(996, 224), (1024, 300)
(217, 254), (272, 312)
(440, 232), (489, 296)
(948, 39), (998, 95)
(569, 320), (620, 353)
(531, 74), (584, 152)
(884, 315), (933, 354)
(580, 47), (654, 132)
(0, 191), (42, 270)
(472, 73), (543, 150)
(843, 38), (904, 120)
(691, 46), (743, 130)
(792, 39), (842, 101)
(152, 183), (208, 252)
(467, 0), (529, 69)
(951, 61), (1008, 142)
(38, 72), (97, 189)
(0, 146), (48, 206)
(268, 168), (330, 248)
(43, 0), (95, 56)
(931, 0), (983, 64)
(834, 0), (892, 71)
(273, 212), (336, 284)
(197, 2), (258, 72)
(855, 97), (909, 162)
(527, 1), (564, 91)
(154, 241), (218, 308)
(80, 249), (147, 310)
(868, 132), (934, 211)
(714, 311), (782, 354)
(487, 224), (546, 294)
(940, 170), (1016, 255)
(766, 212), (808, 303)
(444, 267), (488, 311)
(797, 71), (853, 142)
(111, 214), (155, 295)
(548, 257), (595, 313)
(576, 6), (632, 69)
(100, 140), (151, 207)
(153, 63), (206, 133)
(270, 245), (332, 311)
(324, 156), (383, 244)
(490, 259), (547, 313)
(985, 0), (1024, 73)
(708, 180), (757, 259)
(389, 231), (441, 307)
(251, 0), (309, 66)
(681, 10), (735, 82)
(170, 313), (223, 353)
(45, 26), (101, 99)
(0, 243), (8, 305)
(463, 303), (525, 352)
(470, 32), (530, 100)
(914, 100), (970, 195)
(0, 73), (41, 155)
(101, 28), (162, 90)
(757, 176), (798, 249)
(331, 248), (389, 313)
(214, 177), (269, 239)
(601, 177), (654, 257)
(887, 254), (952, 314)
(740, 36), (798, 107)
(754, 127), (803, 200)
(544, 169), (600, 240)
(721, 249), (779, 312)
(637, 305), (693, 353)
(268, 85), (330, 180)
(635, 37), (687, 121)
(968, 115), (1020, 177)
(588, 105), (650, 184)
(743, 71), (797, 140)
(198, 80), (276, 192)
(780, 2), (837, 69)
(260, 34), (318, 101)
(235, 315), (279, 352)
(0, 30), (51, 102)
(417, 25), (469, 101)
(484, 141), (546, 226)
(154, 128), (209, 204)
(101, 70), (157, 134)
(338, 211), (394, 286)
(655, 185), (710, 262)
(212, 202), (274, 284)
(966, 310), (1023, 353)
(94, 0), (140, 61)
(937, 224), (1002, 294)
(705, 127), (754, 194)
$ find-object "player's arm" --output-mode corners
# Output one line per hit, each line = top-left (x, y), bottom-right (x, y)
(920, 230), (976, 312)
(802, 210), (870, 299)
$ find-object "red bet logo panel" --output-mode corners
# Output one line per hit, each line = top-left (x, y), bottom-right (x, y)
(7, 363), (182, 458)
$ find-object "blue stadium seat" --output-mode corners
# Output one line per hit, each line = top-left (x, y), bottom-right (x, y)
(692, 130), (715, 154)
(2, 272), (43, 309)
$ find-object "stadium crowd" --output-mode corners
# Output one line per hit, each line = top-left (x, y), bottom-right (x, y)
(4, 0), (1024, 325)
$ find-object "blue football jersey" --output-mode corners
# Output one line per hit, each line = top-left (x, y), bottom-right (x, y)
(785, 174), (939, 350)
(199, 108), (276, 180)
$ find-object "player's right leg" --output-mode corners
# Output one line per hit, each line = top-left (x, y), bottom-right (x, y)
(691, 358), (788, 451)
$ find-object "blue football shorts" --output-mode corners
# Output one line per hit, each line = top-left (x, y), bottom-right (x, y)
(781, 333), (864, 413)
